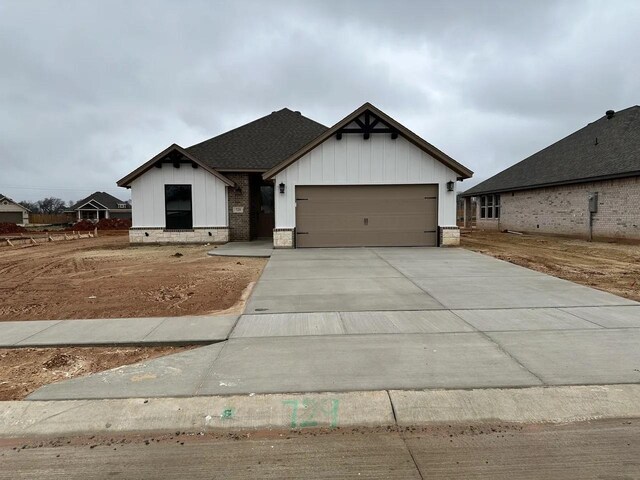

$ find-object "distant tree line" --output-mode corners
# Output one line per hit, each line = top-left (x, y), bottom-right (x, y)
(18, 197), (72, 214)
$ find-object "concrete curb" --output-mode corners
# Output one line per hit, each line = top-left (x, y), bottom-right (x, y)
(2, 385), (640, 438)
(0, 391), (393, 438)
(390, 384), (640, 425)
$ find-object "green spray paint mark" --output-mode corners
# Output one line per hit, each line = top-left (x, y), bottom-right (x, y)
(283, 398), (339, 428)
(282, 400), (299, 428)
(221, 408), (235, 419)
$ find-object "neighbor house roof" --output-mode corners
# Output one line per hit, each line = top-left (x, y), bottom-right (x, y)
(264, 102), (473, 180)
(187, 108), (329, 171)
(0, 193), (29, 211)
(70, 192), (129, 210)
(462, 106), (640, 197)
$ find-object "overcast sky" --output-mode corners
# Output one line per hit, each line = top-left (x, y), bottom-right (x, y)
(1, 0), (639, 203)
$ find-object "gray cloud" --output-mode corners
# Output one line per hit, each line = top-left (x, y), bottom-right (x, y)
(1, 0), (638, 202)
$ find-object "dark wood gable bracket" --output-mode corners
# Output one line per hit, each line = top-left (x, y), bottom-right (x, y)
(154, 149), (199, 169)
(336, 110), (399, 141)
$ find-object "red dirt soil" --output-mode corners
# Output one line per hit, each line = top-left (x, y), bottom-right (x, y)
(0, 233), (266, 320)
(0, 223), (26, 234)
(0, 346), (189, 400)
(67, 218), (132, 231)
(462, 230), (640, 302)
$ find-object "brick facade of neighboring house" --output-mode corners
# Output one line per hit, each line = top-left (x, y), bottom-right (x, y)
(462, 107), (640, 240)
(476, 176), (640, 239)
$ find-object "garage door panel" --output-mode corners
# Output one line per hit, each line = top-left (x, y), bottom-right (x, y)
(295, 185), (438, 248)
(297, 230), (437, 248)
(0, 212), (24, 223)
(297, 199), (435, 216)
(298, 185), (437, 201)
(297, 213), (436, 231)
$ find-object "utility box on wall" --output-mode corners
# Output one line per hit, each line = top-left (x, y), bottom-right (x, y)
(588, 192), (598, 213)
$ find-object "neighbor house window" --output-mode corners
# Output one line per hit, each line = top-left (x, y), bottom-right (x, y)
(165, 185), (192, 229)
(117, 203), (128, 208)
(480, 194), (500, 219)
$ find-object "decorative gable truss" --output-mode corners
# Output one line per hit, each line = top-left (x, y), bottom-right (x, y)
(336, 111), (399, 140)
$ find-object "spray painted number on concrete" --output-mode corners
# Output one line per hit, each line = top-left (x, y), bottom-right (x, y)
(283, 398), (339, 428)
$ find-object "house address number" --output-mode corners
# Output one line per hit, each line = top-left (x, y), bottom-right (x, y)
(232, 206), (244, 214)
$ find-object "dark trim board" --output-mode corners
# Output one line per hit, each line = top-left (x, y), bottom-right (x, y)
(117, 144), (235, 188)
(460, 171), (640, 197)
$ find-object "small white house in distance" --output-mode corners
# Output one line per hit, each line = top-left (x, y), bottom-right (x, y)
(68, 191), (132, 222)
(117, 103), (473, 247)
(0, 193), (29, 225)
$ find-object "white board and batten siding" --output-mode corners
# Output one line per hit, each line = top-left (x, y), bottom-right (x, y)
(274, 134), (459, 229)
(130, 165), (228, 228)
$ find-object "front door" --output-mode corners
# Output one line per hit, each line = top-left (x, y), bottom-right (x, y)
(256, 184), (275, 237)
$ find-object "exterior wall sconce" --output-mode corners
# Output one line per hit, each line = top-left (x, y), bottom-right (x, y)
(446, 181), (455, 192)
(279, 182), (286, 194)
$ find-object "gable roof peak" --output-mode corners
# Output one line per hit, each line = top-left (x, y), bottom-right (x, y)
(264, 102), (473, 179)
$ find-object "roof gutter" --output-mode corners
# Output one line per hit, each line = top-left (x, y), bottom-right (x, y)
(459, 170), (640, 197)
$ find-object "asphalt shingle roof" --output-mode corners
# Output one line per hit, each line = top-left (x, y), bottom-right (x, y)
(186, 108), (328, 170)
(71, 192), (128, 210)
(462, 106), (640, 196)
(0, 193), (28, 211)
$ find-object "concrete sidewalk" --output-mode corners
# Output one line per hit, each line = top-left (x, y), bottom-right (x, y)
(27, 306), (640, 400)
(4, 385), (640, 438)
(0, 315), (238, 347)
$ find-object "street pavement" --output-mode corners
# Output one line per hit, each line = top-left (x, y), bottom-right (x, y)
(1, 418), (638, 479)
(23, 247), (640, 400)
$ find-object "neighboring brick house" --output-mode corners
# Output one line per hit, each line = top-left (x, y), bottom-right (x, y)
(460, 107), (640, 240)
(69, 191), (131, 222)
(117, 103), (473, 247)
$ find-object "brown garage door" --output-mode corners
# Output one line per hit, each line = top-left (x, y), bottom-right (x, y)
(0, 212), (23, 224)
(295, 185), (438, 248)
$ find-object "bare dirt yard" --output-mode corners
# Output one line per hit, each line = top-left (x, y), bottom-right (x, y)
(0, 233), (266, 321)
(0, 346), (188, 400)
(462, 230), (640, 302)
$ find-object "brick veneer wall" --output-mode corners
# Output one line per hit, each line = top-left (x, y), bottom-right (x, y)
(226, 173), (251, 241)
(476, 176), (640, 239)
(129, 227), (229, 244)
(273, 228), (295, 248)
(439, 226), (460, 246)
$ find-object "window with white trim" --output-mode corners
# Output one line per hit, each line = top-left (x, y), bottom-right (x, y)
(480, 194), (500, 219)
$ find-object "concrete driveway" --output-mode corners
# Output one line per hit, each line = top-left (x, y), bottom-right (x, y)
(29, 247), (640, 400)
(246, 247), (633, 313)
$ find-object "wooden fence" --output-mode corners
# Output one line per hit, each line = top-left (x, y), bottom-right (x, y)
(29, 213), (74, 224)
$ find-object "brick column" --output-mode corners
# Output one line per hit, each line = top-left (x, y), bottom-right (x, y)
(226, 173), (251, 241)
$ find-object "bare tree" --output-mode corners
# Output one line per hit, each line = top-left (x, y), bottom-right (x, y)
(18, 200), (39, 212)
(37, 197), (67, 214)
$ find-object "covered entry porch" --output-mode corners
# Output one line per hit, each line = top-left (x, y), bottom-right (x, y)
(76, 200), (110, 221)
